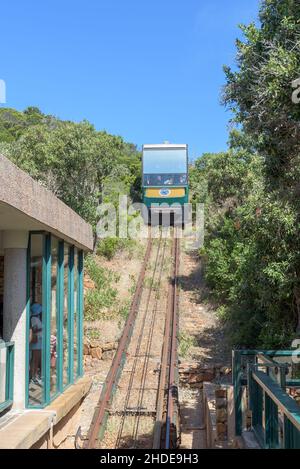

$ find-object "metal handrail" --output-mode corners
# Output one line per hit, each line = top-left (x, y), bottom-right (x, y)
(233, 349), (300, 439)
(251, 368), (300, 432)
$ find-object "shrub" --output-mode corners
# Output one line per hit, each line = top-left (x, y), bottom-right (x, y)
(97, 237), (140, 260)
(84, 255), (118, 320)
(179, 332), (197, 358)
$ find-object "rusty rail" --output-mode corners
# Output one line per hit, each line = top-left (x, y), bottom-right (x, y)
(115, 231), (164, 448)
(85, 228), (180, 449)
(84, 236), (152, 449)
(153, 229), (180, 449)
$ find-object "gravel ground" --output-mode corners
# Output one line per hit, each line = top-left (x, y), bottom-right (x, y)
(178, 247), (231, 449)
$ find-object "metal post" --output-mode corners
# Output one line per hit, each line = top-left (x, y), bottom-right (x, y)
(233, 350), (243, 436)
(265, 393), (279, 448)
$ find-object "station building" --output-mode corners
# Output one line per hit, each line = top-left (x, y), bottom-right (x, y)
(0, 154), (93, 448)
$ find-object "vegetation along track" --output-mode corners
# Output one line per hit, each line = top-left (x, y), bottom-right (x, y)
(85, 227), (181, 449)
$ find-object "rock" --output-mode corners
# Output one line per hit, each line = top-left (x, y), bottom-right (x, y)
(189, 382), (203, 389)
(102, 350), (115, 361)
(83, 338), (91, 355)
(203, 370), (215, 381)
(216, 408), (227, 423)
(215, 388), (227, 399)
(91, 347), (103, 360)
(90, 340), (101, 349)
(188, 374), (204, 384)
(91, 358), (100, 367)
(216, 397), (227, 409)
(101, 341), (118, 352)
(84, 277), (95, 289)
(84, 355), (92, 367)
(217, 422), (227, 435)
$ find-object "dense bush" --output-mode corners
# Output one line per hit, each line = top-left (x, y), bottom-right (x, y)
(191, 0), (300, 348)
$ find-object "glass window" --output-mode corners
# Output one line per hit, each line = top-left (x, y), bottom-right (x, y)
(28, 234), (44, 406)
(143, 174), (187, 187)
(50, 237), (59, 398)
(143, 148), (187, 175)
(74, 248), (78, 379)
(63, 244), (69, 387)
(27, 234), (84, 407)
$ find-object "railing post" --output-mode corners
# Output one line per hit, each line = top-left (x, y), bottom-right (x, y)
(265, 393), (279, 449)
(1, 342), (14, 412)
(233, 350), (243, 436)
(5, 344), (14, 403)
(279, 365), (287, 390)
(284, 416), (300, 449)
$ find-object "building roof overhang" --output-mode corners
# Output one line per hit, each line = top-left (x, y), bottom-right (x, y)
(0, 154), (93, 251)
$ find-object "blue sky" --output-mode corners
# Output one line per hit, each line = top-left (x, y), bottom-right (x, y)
(0, 0), (260, 160)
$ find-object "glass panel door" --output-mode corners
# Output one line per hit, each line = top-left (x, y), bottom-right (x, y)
(63, 244), (69, 388)
(73, 248), (78, 379)
(50, 237), (59, 398)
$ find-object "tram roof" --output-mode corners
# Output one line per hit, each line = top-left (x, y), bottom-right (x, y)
(143, 144), (187, 150)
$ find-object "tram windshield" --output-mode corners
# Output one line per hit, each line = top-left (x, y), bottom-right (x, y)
(143, 174), (187, 187)
(143, 148), (188, 187)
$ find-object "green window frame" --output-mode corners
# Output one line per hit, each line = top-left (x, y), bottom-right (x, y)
(26, 232), (84, 408)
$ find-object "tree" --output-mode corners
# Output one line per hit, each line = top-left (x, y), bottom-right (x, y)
(223, 0), (300, 193)
(0, 108), (141, 243)
(196, 0), (300, 347)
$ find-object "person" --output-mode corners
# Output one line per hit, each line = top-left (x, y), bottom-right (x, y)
(29, 303), (43, 386)
(156, 175), (162, 185)
(163, 175), (174, 185)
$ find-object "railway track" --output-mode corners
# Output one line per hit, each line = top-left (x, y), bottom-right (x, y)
(84, 228), (180, 449)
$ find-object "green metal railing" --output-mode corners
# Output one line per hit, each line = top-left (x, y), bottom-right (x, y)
(233, 350), (300, 449)
(0, 341), (15, 413)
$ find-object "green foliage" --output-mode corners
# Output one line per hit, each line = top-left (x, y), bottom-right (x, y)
(0, 106), (143, 325)
(84, 255), (119, 321)
(0, 106), (48, 142)
(96, 237), (140, 260)
(178, 332), (197, 358)
(223, 0), (300, 193)
(0, 107), (141, 233)
(118, 301), (130, 320)
(196, 146), (299, 348)
(86, 328), (102, 340)
(97, 238), (123, 260)
(195, 0), (300, 349)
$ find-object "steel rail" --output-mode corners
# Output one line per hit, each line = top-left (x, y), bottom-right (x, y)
(131, 235), (168, 447)
(165, 232), (180, 449)
(115, 231), (164, 448)
(153, 228), (180, 449)
(152, 233), (174, 449)
(84, 235), (152, 449)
